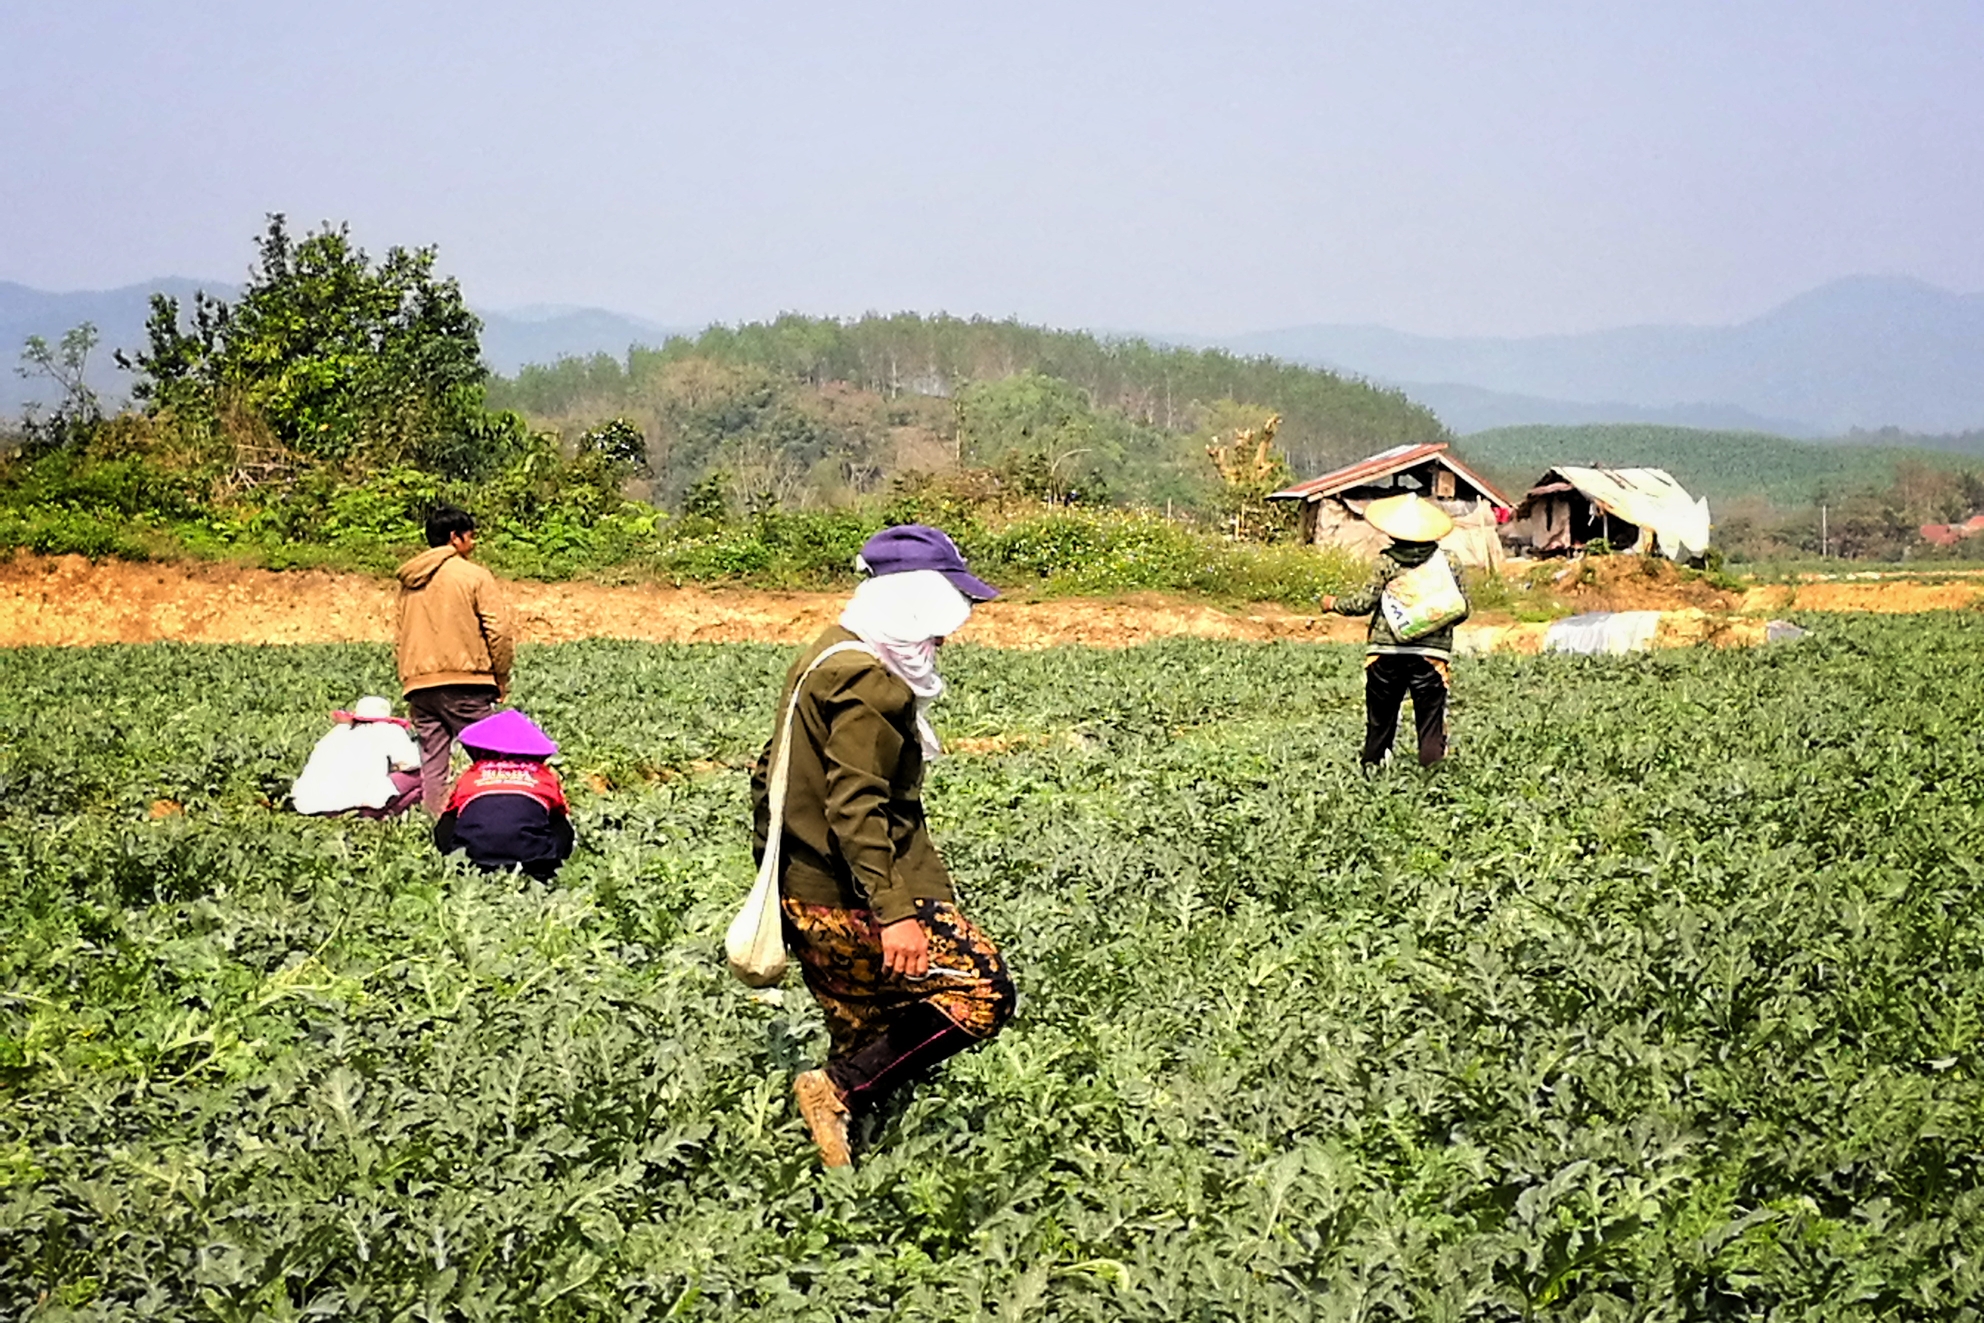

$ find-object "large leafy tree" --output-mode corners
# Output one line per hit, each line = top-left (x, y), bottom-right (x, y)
(118, 215), (494, 476)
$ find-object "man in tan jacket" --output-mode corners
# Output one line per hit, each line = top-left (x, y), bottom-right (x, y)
(396, 506), (514, 813)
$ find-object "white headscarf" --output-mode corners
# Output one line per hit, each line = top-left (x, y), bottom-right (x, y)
(838, 569), (974, 757)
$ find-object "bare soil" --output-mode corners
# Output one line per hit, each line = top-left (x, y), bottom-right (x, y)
(0, 554), (1366, 649)
(1538, 556), (1744, 613)
(1738, 580), (1984, 613)
(1, 554), (1975, 652)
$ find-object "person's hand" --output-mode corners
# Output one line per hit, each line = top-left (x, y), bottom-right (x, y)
(1319, 595), (1337, 612)
(880, 917), (930, 978)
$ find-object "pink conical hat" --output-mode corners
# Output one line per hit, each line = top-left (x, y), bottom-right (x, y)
(459, 709), (558, 758)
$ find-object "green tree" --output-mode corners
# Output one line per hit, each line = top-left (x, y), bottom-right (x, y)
(118, 215), (492, 477)
(15, 322), (104, 455)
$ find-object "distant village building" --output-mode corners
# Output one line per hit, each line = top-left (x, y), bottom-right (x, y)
(1505, 466), (1711, 560)
(1918, 513), (1984, 548)
(1267, 442), (1514, 568)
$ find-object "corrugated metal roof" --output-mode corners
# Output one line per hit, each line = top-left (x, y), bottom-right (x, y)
(1269, 442), (1514, 507)
(1527, 466), (1712, 558)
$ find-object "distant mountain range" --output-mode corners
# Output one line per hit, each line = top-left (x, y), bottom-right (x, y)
(1219, 276), (1984, 436)
(6, 273), (1983, 437)
(475, 304), (686, 377)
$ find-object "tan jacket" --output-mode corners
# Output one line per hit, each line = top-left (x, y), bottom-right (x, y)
(750, 626), (955, 925)
(395, 546), (514, 696)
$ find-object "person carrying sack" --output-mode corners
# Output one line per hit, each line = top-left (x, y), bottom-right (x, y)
(1319, 493), (1469, 769)
(749, 524), (1015, 1168)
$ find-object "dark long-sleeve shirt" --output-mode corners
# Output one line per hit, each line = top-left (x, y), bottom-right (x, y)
(750, 626), (956, 925)
(435, 759), (574, 880)
(1326, 540), (1465, 660)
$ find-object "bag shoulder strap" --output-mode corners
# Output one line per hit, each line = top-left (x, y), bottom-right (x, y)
(763, 640), (879, 850)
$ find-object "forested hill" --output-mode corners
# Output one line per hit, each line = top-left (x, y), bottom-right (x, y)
(485, 313), (1446, 509)
(1462, 424), (1984, 507)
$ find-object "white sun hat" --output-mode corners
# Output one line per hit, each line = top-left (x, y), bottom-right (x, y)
(1364, 492), (1455, 543)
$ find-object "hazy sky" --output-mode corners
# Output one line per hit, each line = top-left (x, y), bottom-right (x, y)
(3, 0), (1980, 337)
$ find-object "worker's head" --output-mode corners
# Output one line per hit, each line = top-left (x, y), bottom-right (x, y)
(458, 710), (559, 762)
(1363, 493), (1453, 547)
(855, 524), (1000, 602)
(846, 524), (998, 649)
(426, 505), (478, 555)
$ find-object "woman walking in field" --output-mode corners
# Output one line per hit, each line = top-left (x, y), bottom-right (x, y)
(753, 525), (1016, 1168)
(1320, 493), (1469, 769)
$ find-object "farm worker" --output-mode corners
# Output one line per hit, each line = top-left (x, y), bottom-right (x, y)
(754, 524), (1016, 1168)
(1319, 492), (1468, 769)
(433, 709), (574, 880)
(290, 695), (422, 818)
(396, 506), (514, 814)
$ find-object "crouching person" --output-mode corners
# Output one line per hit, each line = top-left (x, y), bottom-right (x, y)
(754, 525), (1015, 1168)
(434, 710), (574, 880)
(291, 696), (423, 819)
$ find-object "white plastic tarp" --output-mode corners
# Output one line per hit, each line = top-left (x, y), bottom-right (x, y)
(1555, 466), (1711, 560)
(1543, 611), (1662, 655)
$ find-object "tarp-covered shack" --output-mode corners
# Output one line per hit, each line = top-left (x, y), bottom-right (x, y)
(1268, 442), (1514, 568)
(1505, 466), (1711, 560)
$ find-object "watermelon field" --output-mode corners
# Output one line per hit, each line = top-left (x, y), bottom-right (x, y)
(4, 616), (1983, 1319)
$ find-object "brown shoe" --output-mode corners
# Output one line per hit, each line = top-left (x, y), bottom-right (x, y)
(793, 1069), (853, 1168)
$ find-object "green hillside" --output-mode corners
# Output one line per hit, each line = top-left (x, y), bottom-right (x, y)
(1460, 423), (1981, 507)
(487, 313), (1447, 510)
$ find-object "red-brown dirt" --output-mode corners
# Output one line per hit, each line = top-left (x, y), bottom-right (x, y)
(0, 554), (1975, 651)
(0, 554), (1366, 649)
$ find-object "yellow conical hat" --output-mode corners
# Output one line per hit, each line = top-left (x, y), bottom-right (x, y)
(1364, 492), (1454, 542)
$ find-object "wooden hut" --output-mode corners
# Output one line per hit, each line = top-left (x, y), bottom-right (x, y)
(1505, 467), (1711, 560)
(1267, 442), (1514, 567)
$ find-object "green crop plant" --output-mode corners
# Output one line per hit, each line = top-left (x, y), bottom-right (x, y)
(3, 617), (1983, 1318)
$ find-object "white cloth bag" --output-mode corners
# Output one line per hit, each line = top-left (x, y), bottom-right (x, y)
(726, 641), (878, 987)
(1380, 550), (1470, 642)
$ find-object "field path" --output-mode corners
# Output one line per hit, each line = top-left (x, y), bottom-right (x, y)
(2, 554), (1976, 650)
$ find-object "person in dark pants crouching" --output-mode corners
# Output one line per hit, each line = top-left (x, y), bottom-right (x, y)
(434, 709), (574, 880)
(1319, 493), (1467, 770)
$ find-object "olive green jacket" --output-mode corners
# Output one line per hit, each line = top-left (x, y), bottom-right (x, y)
(750, 626), (955, 924)
(1327, 541), (1466, 660)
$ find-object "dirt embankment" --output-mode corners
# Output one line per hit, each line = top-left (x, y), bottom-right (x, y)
(1, 554), (1977, 651)
(0, 554), (1367, 649)
(1512, 555), (1984, 616)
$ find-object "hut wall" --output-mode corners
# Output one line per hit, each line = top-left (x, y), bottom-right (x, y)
(1507, 494), (1650, 555)
(1310, 498), (1391, 559)
(1441, 501), (1504, 569)
(1508, 495), (1576, 553)
(1311, 495), (1505, 568)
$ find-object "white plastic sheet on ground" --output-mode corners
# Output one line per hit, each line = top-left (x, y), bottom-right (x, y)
(1542, 610), (1663, 655)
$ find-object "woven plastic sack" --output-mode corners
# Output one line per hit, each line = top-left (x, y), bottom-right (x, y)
(1380, 550), (1469, 642)
(726, 641), (877, 986)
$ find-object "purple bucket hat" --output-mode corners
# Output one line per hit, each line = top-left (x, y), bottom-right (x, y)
(459, 709), (559, 759)
(857, 524), (1000, 601)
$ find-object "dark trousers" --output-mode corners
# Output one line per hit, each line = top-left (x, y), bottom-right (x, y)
(406, 684), (498, 813)
(1361, 654), (1449, 768)
(825, 1002), (987, 1116)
